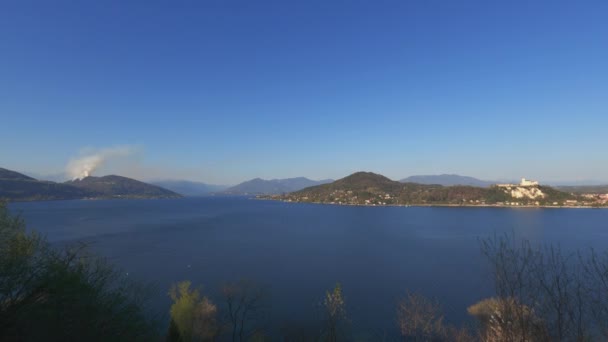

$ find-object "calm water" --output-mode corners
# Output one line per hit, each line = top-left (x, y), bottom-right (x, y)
(8, 197), (608, 336)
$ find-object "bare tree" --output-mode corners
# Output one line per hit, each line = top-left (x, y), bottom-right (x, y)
(221, 279), (268, 342)
(581, 248), (608, 339)
(480, 235), (542, 341)
(479, 234), (608, 341)
(396, 291), (447, 341)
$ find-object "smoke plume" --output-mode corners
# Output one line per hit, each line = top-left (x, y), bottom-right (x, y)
(66, 146), (137, 180)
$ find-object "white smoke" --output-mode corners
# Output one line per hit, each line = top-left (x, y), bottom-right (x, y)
(66, 146), (137, 180)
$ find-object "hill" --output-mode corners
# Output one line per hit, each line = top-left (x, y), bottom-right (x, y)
(223, 177), (333, 195)
(1, 167), (89, 201)
(0, 167), (36, 181)
(400, 174), (493, 187)
(269, 171), (581, 207)
(66, 175), (181, 199)
(0, 179), (90, 202)
(151, 180), (228, 196)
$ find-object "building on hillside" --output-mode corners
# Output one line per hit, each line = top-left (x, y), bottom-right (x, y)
(496, 177), (540, 188)
(520, 178), (539, 187)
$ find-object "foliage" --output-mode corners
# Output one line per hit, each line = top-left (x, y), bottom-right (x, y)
(0, 202), (158, 341)
(468, 297), (548, 341)
(168, 281), (218, 342)
(322, 283), (348, 342)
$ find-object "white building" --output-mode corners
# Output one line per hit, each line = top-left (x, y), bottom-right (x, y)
(520, 178), (539, 187)
(496, 177), (540, 188)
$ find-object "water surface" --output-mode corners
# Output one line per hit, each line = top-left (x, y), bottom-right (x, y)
(9, 197), (608, 336)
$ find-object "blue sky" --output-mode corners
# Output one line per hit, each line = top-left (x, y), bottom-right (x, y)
(1, 1), (607, 184)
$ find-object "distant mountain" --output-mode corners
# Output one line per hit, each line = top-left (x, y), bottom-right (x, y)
(66, 175), (181, 199)
(400, 174), (493, 187)
(1, 167), (88, 201)
(556, 185), (608, 194)
(268, 171), (578, 206)
(151, 180), (228, 196)
(223, 177), (333, 195)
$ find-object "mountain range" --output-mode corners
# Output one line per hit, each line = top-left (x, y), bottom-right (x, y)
(151, 180), (228, 196)
(0, 167), (181, 201)
(222, 177), (333, 195)
(400, 174), (494, 187)
(555, 185), (608, 194)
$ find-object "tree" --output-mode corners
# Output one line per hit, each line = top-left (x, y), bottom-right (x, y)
(480, 234), (608, 341)
(396, 291), (446, 341)
(468, 297), (547, 341)
(168, 281), (218, 342)
(322, 283), (347, 342)
(221, 279), (268, 342)
(581, 248), (608, 339)
(0, 202), (158, 341)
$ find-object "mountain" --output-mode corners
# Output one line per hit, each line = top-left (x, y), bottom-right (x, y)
(400, 174), (493, 187)
(268, 171), (580, 206)
(223, 177), (333, 195)
(151, 180), (228, 196)
(20, 171), (68, 182)
(66, 175), (181, 199)
(1, 167), (88, 201)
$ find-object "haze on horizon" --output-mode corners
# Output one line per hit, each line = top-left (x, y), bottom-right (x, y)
(1, 1), (607, 185)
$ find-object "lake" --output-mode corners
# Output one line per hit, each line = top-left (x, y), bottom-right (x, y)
(8, 197), (608, 337)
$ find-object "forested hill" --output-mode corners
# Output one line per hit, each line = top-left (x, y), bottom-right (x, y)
(0, 167), (37, 181)
(266, 172), (579, 207)
(66, 175), (182, 199)
(0, 168), (88, 201)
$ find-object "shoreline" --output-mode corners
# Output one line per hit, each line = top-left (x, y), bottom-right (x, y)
(257, 198), (607, 209)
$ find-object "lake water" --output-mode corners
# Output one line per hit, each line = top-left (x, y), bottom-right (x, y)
(8, 197), (608, 337)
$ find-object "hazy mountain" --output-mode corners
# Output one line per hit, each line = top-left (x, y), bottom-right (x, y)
(0, 167), (88, 201)
(66, 175), (181, 199)
(223, 177), (333, 195)
(151, 180), (228, 196)
(400, 174), (494, 187)
(556, 185), (608, 194)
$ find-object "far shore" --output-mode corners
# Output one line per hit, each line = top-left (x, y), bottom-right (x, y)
(257, 197), (607, 209)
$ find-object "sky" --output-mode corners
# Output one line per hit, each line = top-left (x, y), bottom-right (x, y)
(1, 0), (607, 185)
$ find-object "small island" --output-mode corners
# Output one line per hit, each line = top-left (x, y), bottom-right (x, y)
(260, 172), (608, 208)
